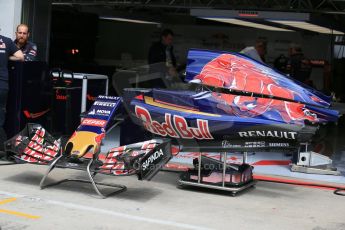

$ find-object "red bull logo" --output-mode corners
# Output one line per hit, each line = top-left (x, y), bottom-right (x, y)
(135, 106), (213, 140)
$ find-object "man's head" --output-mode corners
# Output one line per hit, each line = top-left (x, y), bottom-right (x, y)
(255, 39), (267, 57)
(15, 24), (30, 47)
(161, 29), (174, 46)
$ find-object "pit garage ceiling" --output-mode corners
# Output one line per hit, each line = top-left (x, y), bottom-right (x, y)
(50, 0), (345, 30)
(51, 0), (345, 13)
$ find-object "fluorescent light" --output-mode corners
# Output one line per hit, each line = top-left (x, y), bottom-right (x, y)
(269, 20), (344, 35)
(99, 16), (160, 25)
(201, 17), (294, 32)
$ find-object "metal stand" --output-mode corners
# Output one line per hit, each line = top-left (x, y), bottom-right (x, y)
(291, 164), (341, 175)
(291, 143), (341, 176)
(178, 151), (256, 196)
(0, 160), (16, 166)
(178, 179), (256, 195)
(0, 152), (16, 165)
(39, 155), (127, 199)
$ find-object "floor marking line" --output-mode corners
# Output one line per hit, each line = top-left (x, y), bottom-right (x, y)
(0, 191), (211, 230)
(0, 197), (17, 205)
(47, 200), (211, 230)
(0, 209), (40, 219)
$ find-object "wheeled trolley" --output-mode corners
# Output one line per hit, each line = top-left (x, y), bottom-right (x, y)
(178, 149), (256, 196)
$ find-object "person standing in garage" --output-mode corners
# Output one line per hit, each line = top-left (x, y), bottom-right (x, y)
(147, 29), (177, 87)
(14, 24), (37, 61)
(240, 39), (267, 63)
(286, 43), (312, 84)
(0, 33), (24, 155)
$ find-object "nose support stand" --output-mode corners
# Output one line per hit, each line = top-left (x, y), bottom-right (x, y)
(39, 155), (127, 199)
(290, 143), (341, 175)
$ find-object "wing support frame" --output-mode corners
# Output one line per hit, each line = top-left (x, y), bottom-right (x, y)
(39, 155), (127, 199)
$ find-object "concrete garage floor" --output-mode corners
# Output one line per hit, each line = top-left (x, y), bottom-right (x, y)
(0, 164), (344, 230)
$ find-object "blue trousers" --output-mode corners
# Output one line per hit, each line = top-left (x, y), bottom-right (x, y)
(0, 89), (8, 150)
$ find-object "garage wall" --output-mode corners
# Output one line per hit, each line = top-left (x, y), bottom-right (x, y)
(21, 0), (52, 62)
(95, 21), (158, 66)
(0, 0), (22, 38)
(95, 20), (332, 68)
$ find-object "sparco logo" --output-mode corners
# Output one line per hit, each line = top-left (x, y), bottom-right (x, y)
(94, 101), (116, 107)
(142, 149), (164, 170)
(238, 131), (297, 140)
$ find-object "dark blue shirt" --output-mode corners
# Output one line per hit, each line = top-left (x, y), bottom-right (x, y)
(14, 40), (37, 61)
(0, 35), (19, 89)
(287, 53), (312, 83)
(148, 41), (176, 67)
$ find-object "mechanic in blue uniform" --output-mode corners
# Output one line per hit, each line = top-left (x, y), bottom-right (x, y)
(147, 29), (177, 87)
(14, 24), (37, 61)
(286, 44), (312, 84)
(0, 33), (24, 154)
(148, 29), (177, 68)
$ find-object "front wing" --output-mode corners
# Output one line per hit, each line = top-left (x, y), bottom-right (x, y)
(4, 124), (172, 181)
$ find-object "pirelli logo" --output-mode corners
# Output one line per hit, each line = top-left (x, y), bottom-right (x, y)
(94, 101), (116, 107)
(81, 118), (107, 127)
